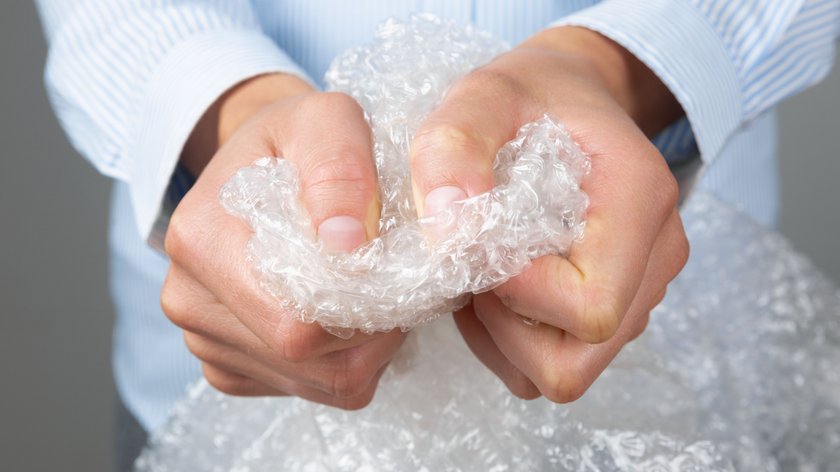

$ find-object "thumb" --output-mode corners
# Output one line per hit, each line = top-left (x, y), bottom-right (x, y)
(284, 92), (380, 253)
(409, 77), (523, 218)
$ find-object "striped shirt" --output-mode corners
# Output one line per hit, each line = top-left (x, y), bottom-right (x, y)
(35, 0), (839, 432)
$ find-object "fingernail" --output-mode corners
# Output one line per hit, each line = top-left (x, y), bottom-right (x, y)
(318, 216), (366, 253)
(424, 186), (467, 217)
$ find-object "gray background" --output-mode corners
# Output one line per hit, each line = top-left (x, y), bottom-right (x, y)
(1, 3), (838, 472)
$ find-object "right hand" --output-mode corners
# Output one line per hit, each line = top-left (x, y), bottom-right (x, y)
(162, 74), (406, 409)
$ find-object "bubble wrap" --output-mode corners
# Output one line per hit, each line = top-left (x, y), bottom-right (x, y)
(219, 15), (590, 334)
(136, 194), (840, 471)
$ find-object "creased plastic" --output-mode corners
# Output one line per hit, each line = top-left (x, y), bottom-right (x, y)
(136, 193), (840, 471)
(219, 15), (590, 335)
(142, 14), (840, 471)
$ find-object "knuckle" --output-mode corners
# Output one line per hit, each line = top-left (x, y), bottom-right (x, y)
(494, 286), (520, 313)
(506, 372), (541, 400)
(184, 333), (217, 364)
(164, 204), (213, 267)
(319, 91), (360, 109)
(276, 331), (317, 363)
(273, 321), (333, 363)
(203, 365), (250, 396)
(540, 368), (589, 404)
(159, 278), (181, 323)
(330, 370), (365, 399)
(675, 231), (690, 271)
(303, 154), (373, 201)
(458, 67), (526, 102)
(329, 351), (373, 398)
(160, 280), (197, 333)
(297, 91), (360, 116)
(512, 257), (575, 323)
(163, 211), (192, 260)
(510, 385), (541, 401)
(409, 118), (497, 196)
(580, 288), (622, 344)
(631, 311), (652, 341)
(652, 288), (668, 308)
(412, 121), (484, 162)
(336, 387), (376, 410)
(658, 174), (680, 210)
(167, 303), (201, 334)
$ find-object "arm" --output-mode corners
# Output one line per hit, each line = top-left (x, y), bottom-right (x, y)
(35, 0), (311, 247)
(557, 0), (840, 161)
(36, 1), (405, 406)
(412, 0), (838, 402)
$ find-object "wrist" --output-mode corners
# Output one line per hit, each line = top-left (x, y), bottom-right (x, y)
(521, 26), (682, 137)
(181, 73), (314, 176)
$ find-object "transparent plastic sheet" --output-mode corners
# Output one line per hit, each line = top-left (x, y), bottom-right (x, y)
(136, 193), (840, 471)
(143, 14), (840, 471)
(219, 15), (590, 335)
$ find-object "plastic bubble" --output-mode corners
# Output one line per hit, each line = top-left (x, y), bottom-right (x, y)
(220, 14), (589, 335)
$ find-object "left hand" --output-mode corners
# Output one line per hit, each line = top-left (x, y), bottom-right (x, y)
(410, 27), (689, 401)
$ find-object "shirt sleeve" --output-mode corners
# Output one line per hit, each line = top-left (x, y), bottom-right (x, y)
(552, 0), (839, 162)
(35, 0), (314, 246)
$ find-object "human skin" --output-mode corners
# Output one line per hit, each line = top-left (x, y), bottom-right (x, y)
(412, 27), (688, 401)
(162, 26), (688, 406)
(164, 78), (405, 408)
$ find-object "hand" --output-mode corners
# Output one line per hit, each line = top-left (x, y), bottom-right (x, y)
(162, 74), (406, 409)
(410, 27), (689, 401)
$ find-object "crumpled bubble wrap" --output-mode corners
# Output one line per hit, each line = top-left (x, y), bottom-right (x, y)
(219, 15), (590, 334)
(135, 194), (840, 471)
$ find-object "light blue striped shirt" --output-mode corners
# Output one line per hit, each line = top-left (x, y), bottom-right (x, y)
(35, 0), (839, 432)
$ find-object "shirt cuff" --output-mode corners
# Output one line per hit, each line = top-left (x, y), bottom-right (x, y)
(551, 0), (743, 163)
(128, 29), (313, 250)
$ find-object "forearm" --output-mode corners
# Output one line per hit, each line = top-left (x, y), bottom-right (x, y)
(550, 0), (839, 161)
(36, 0), (314, 243)
(521, 27), (683, 138)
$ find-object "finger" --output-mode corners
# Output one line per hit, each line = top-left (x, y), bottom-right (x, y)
(650, 286), (668, 311)
(166, 93), (382, 361)
(202, 363), (288, 396)
(283, 92), (380, 253)
(626, 288), (665, 343)
(202, 358), (389, 410)
(312, 330), (406, 397)
(453, 305), (540, 400)
(494, 173), (686, 344)
(627, 311), (651, 342)
(161, 264), (270, 350)
(473, 291), (649, 403)
(166, 216), (373, 362)
(162, 264), (384, 360)
(184, 327), (405, 398)
(409, 69), (527, 217)
(495, 208), (685, 336)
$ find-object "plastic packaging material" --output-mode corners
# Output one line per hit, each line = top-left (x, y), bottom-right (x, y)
(219, 15), (590, 335)
(135, 194), (840, 471)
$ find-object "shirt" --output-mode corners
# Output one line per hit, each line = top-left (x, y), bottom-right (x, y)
(35, 0), (839, 432)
